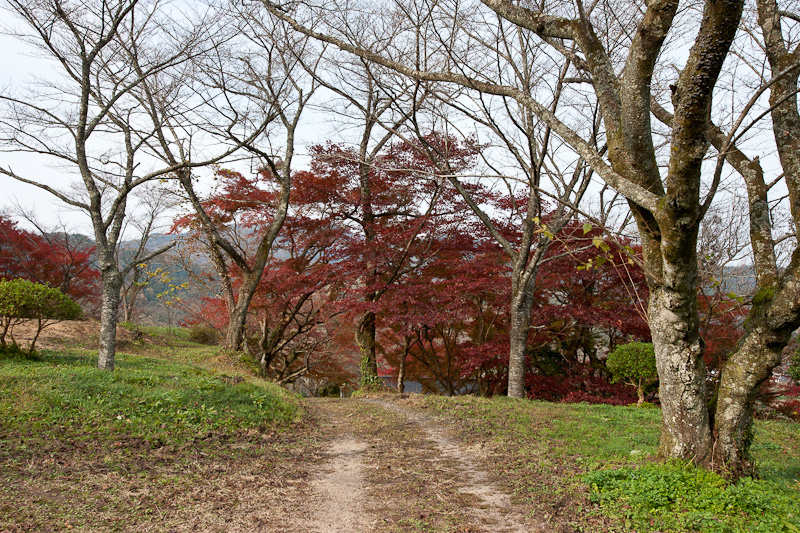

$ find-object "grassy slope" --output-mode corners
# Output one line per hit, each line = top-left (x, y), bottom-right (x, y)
(1, 330), (798, 532)
(420, 396), (800, 532)
(0, 342), (306, 531)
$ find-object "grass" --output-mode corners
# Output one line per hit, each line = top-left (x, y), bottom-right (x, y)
(419, 395), (800, 532)
(2, 329), (798, 532)
(0, 342), (307, 531)
(0, 346), (299, 452)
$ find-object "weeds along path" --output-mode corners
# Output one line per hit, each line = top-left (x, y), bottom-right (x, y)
(305, 397), (543, 532)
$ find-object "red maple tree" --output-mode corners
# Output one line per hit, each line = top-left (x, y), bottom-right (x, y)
(0, 215), (99, 307)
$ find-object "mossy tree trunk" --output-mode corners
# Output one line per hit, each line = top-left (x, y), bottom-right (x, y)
(708, 0), (800, 474)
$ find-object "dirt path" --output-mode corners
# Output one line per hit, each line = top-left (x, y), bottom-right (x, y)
(302, 436), (372, 532)
(1, 392), (543, 532)
(302, 397), (542, 532)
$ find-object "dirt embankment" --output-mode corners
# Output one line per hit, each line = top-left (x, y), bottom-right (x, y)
(5, 319), (136, 351)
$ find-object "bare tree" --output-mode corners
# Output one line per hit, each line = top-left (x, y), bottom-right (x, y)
(118, 184), (177, 324)
(0, 0), (255, 370)
(407, 15), (598, 397)
(688, 0), (800, 472)
(155, 5), (320, 352)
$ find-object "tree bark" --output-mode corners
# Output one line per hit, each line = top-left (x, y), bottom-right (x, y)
(645, 222), (713, 464)
(224, 296), (252, 353)
(397, 336), (410, 393)
(636, 377), (645, 407)
(97, 269), (122, 371)
(397, 350), (407, 393)
(507, 275), (534, 398)
(708, 0), (800, 474)
(356, 310), (379, 380)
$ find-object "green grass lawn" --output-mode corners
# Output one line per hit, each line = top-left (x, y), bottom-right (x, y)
(0, 346), (300, 455)
(0, 343), (310, 531)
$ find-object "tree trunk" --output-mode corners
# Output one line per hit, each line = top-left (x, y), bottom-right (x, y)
(97, 271), (122, 371)
(712, 327), (784, 473)
(706, 0), (800, 475)
(356, 310), (378, 381)
(397, 340), (408, 393)
(224, 295), (252, 352)
(223, 261), (271, 352)
(712, 267), (800, 473)
(637, 376), (645, 406)
(648, 284), (713, 464)
(258, 317), (274, 376)
(507, 276), (533, 398)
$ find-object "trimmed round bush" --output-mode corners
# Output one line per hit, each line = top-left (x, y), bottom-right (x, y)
(0, 278), (82, 352)
(606, 342), (658, 406)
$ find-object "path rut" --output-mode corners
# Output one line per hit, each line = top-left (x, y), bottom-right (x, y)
(302, 397), (542, 532)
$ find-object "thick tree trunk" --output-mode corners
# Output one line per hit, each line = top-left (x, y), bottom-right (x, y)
(507, 280), (533, 398)
(97, 271), (122, 371)
(713, 259), (800, 473)
(224, 294), (254, 352)
(356, 310), (378, 381)
(649, 284), (713, 464)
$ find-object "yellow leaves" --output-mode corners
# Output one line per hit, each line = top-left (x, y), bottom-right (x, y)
(531, 216), (555, 239)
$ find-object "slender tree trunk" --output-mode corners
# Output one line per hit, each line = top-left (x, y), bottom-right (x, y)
(1, 319), (9, 346)
(637, 377), (645, 407)
(258, 317), (274, 376)
(29, 318), (44, 353)
(507, 274), (533, 398)
(397, 337), (409, 393)
(97, 270), (122, 371)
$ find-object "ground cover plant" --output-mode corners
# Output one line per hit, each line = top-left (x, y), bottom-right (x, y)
(1, 322), (798, 532)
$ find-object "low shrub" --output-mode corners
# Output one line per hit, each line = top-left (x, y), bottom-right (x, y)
(526, 363), (637, 405)
(0, 279), (82, 352)
(188, 325), (221, 346)
(606, 342), (658, 406)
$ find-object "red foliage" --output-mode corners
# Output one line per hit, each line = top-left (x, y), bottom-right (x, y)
(526, 364), (638, 405)
(0, 215), (99, 305)
(698, 291), (747, 373)
(171, 167), (283, 260)
(759, 378), (800, 421)
(533, 222), (651, 357)
(172, 139), (656, 401)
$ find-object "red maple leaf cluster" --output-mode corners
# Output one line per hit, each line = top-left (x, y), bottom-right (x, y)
(0, 215), (99, 308)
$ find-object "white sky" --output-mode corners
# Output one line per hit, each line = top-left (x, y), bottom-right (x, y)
(0, 30), (71, 229)
(0, 24), (324, 237)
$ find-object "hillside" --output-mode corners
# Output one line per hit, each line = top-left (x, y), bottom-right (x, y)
(0, 324), (798, 532)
